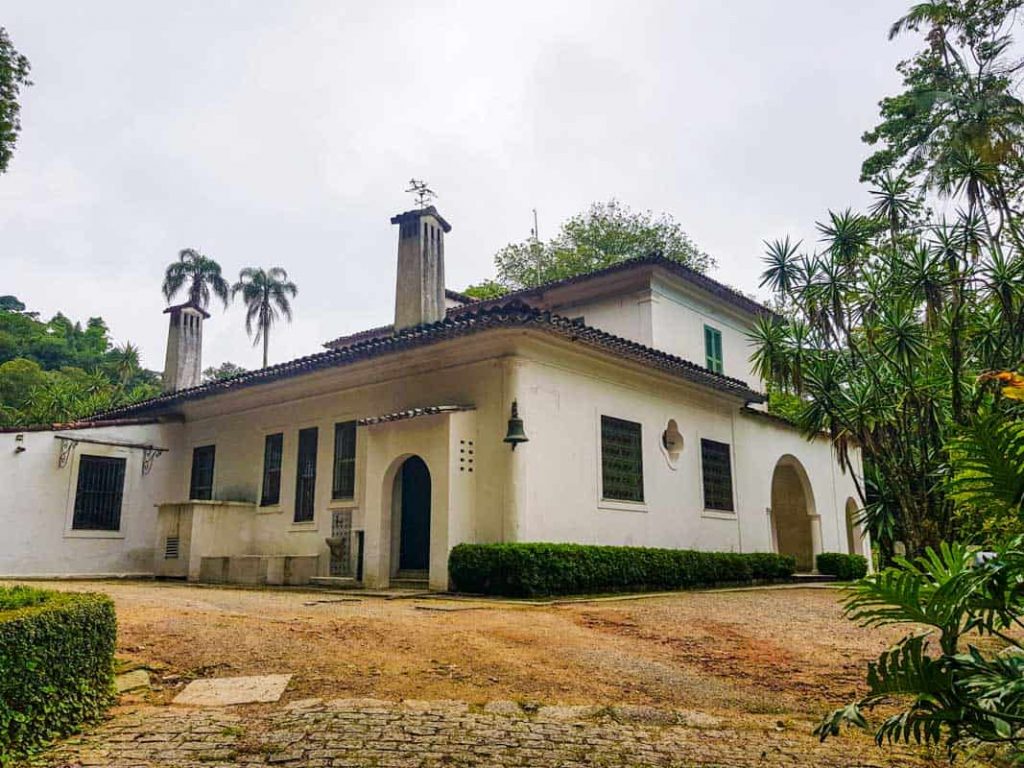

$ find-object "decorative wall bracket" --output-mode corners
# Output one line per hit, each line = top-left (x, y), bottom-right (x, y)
(57, 437), (78, 468)
(141, 447), (167, 476)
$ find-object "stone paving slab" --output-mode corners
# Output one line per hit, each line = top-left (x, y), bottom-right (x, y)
(172, 674), (292, 707)
(39, 698), (937, 768)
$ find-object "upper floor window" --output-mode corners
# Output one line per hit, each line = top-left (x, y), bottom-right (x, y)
(704, 325), (723, 374)
(261, 433), (284, 506)
(73, 455), (126, 531)
(601, 415), (644, 503)
(189, 445), (215, 501)
(332, 421), (357, 500)
(701, 438), (734, 511)
(294, 427), (318, 522)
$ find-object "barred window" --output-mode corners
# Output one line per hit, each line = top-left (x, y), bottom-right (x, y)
(189, 445), (215, 501)
(332, 421), (357, 500)
(72, 455), (126, 531)
(704, 325), (723, 374)
(261, 433), (283, 506)
(601, 416), (644, 503)
(701, 439), (734, 511)
(294, 427), (318, 522)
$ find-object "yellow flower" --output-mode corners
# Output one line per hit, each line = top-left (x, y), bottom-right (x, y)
(979, 371), (1024, 401)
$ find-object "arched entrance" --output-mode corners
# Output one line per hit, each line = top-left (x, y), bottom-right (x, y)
(771, 457), (817, 572)
(846, 497), (864, 557)
(391, 456), (431, 574)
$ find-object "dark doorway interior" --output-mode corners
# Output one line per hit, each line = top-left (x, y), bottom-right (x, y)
(398, 456), (431, 572)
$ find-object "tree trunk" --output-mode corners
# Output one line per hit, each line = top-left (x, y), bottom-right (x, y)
(262, 327), (269, 369)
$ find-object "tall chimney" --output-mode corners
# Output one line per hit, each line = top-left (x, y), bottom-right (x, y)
(162, 301), (208, 392)
(391, 206), (451, 331)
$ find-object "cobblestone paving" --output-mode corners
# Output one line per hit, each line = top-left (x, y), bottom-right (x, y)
(40, 698), (933, 768)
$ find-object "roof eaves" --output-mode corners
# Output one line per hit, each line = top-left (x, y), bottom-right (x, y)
(89, 301), (763, 421)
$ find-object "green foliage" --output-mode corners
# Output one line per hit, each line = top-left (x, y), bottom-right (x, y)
(481, 200), (713, 292)
(0, 588), (116, 763)
(162, 248), (230, 310)
(448, 543), (795, 597)
(0, 297), (161, 426)
(816, 540), (1024, 759)
(232, 267), (297, 368)
(0, 295), (25, 312)
(947, 414), (1024, 541)
(461, 280), (508, 300)
(0, 27), (31, 174)
(202, 361), (247, 382)
(816, 552), (869, 580)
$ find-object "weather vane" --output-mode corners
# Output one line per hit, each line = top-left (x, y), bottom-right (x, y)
(405, 178), (436, 209)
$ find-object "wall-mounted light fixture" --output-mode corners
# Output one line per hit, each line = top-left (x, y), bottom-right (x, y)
(503, 400), (529, 450)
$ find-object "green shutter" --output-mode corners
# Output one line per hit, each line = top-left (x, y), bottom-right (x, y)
(704, 326), (723, 374)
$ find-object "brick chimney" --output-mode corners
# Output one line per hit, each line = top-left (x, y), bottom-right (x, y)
(391, 206), (451, 331)
(162, 301), (208, 392)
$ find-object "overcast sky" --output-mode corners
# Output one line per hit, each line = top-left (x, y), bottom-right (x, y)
(2, 1), (918, 372)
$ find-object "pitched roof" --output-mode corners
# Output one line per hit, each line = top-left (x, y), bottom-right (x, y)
(451, 254), (777, 319)
(323, 289), (472, 349)
(89, 300), (763, 421)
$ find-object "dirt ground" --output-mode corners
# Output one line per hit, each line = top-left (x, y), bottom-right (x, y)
(24, 580), (957, 766)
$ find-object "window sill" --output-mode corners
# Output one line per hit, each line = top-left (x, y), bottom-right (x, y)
(598, 498), (648, 513)
(64, 529), (125, 539)
(256, 504), (283, 515)
(701, 509), (737, 520)
(327, 499), (357, 509)
(289, 521), (318, 532)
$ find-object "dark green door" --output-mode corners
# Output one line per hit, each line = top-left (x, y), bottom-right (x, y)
(399, 456), (431, 571)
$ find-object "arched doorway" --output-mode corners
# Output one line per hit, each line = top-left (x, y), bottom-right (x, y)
(392, 456), (431, 574)
(771, 457), (816, 572)
(845, 497), (864, 556)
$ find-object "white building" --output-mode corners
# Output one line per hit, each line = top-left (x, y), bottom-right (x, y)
(0, 206), (867, 590)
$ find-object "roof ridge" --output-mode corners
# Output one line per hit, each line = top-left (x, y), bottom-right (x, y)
(453, 254), (777, 318)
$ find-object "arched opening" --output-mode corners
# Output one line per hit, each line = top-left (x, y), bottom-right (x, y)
(845, 497), (864, 557)
(390, 456), (431, 575)
(771, 457), (816, 572)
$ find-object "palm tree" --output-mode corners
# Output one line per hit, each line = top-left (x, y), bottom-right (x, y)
(162, 248), (230, 310)
(231, 267), (297, 368)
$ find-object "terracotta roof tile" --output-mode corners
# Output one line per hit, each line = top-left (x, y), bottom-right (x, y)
(90, 301), (763, 421)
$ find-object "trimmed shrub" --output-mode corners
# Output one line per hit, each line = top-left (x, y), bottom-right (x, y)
(816, 552), (869, 580)
(448, 543), (797, 597)
(0, 586), (116, 763)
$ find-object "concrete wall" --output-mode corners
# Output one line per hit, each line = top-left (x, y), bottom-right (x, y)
(0, 423), (182, 577)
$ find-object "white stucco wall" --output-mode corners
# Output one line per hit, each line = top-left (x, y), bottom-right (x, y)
(507, 341), (861, 563)
(0, 327), (865, 585)
(0, 423), (182, 577)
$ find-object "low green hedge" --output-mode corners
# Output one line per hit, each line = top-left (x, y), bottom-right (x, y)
(0, 586), (116, 763)
(816, 552), (869, 580)
(448, 543), (796, 597)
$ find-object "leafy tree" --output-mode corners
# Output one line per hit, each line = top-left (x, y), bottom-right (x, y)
(465, 200), (713, 294)
(0, 358), (45, 411)
(0, 297), (160, 426)
(750, 0), (1024, 559)
(162, 248), (230, 310)
(0, 27), (31, 174)
(231, 267), (297, 368)
(817, 383), (1024, 760)
(0, 295), (25, 312)
(202, 361), (247, 382)
(461, 280), (508, 300)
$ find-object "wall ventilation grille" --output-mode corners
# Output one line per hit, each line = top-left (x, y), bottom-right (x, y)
(164, 536), (180, 560)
